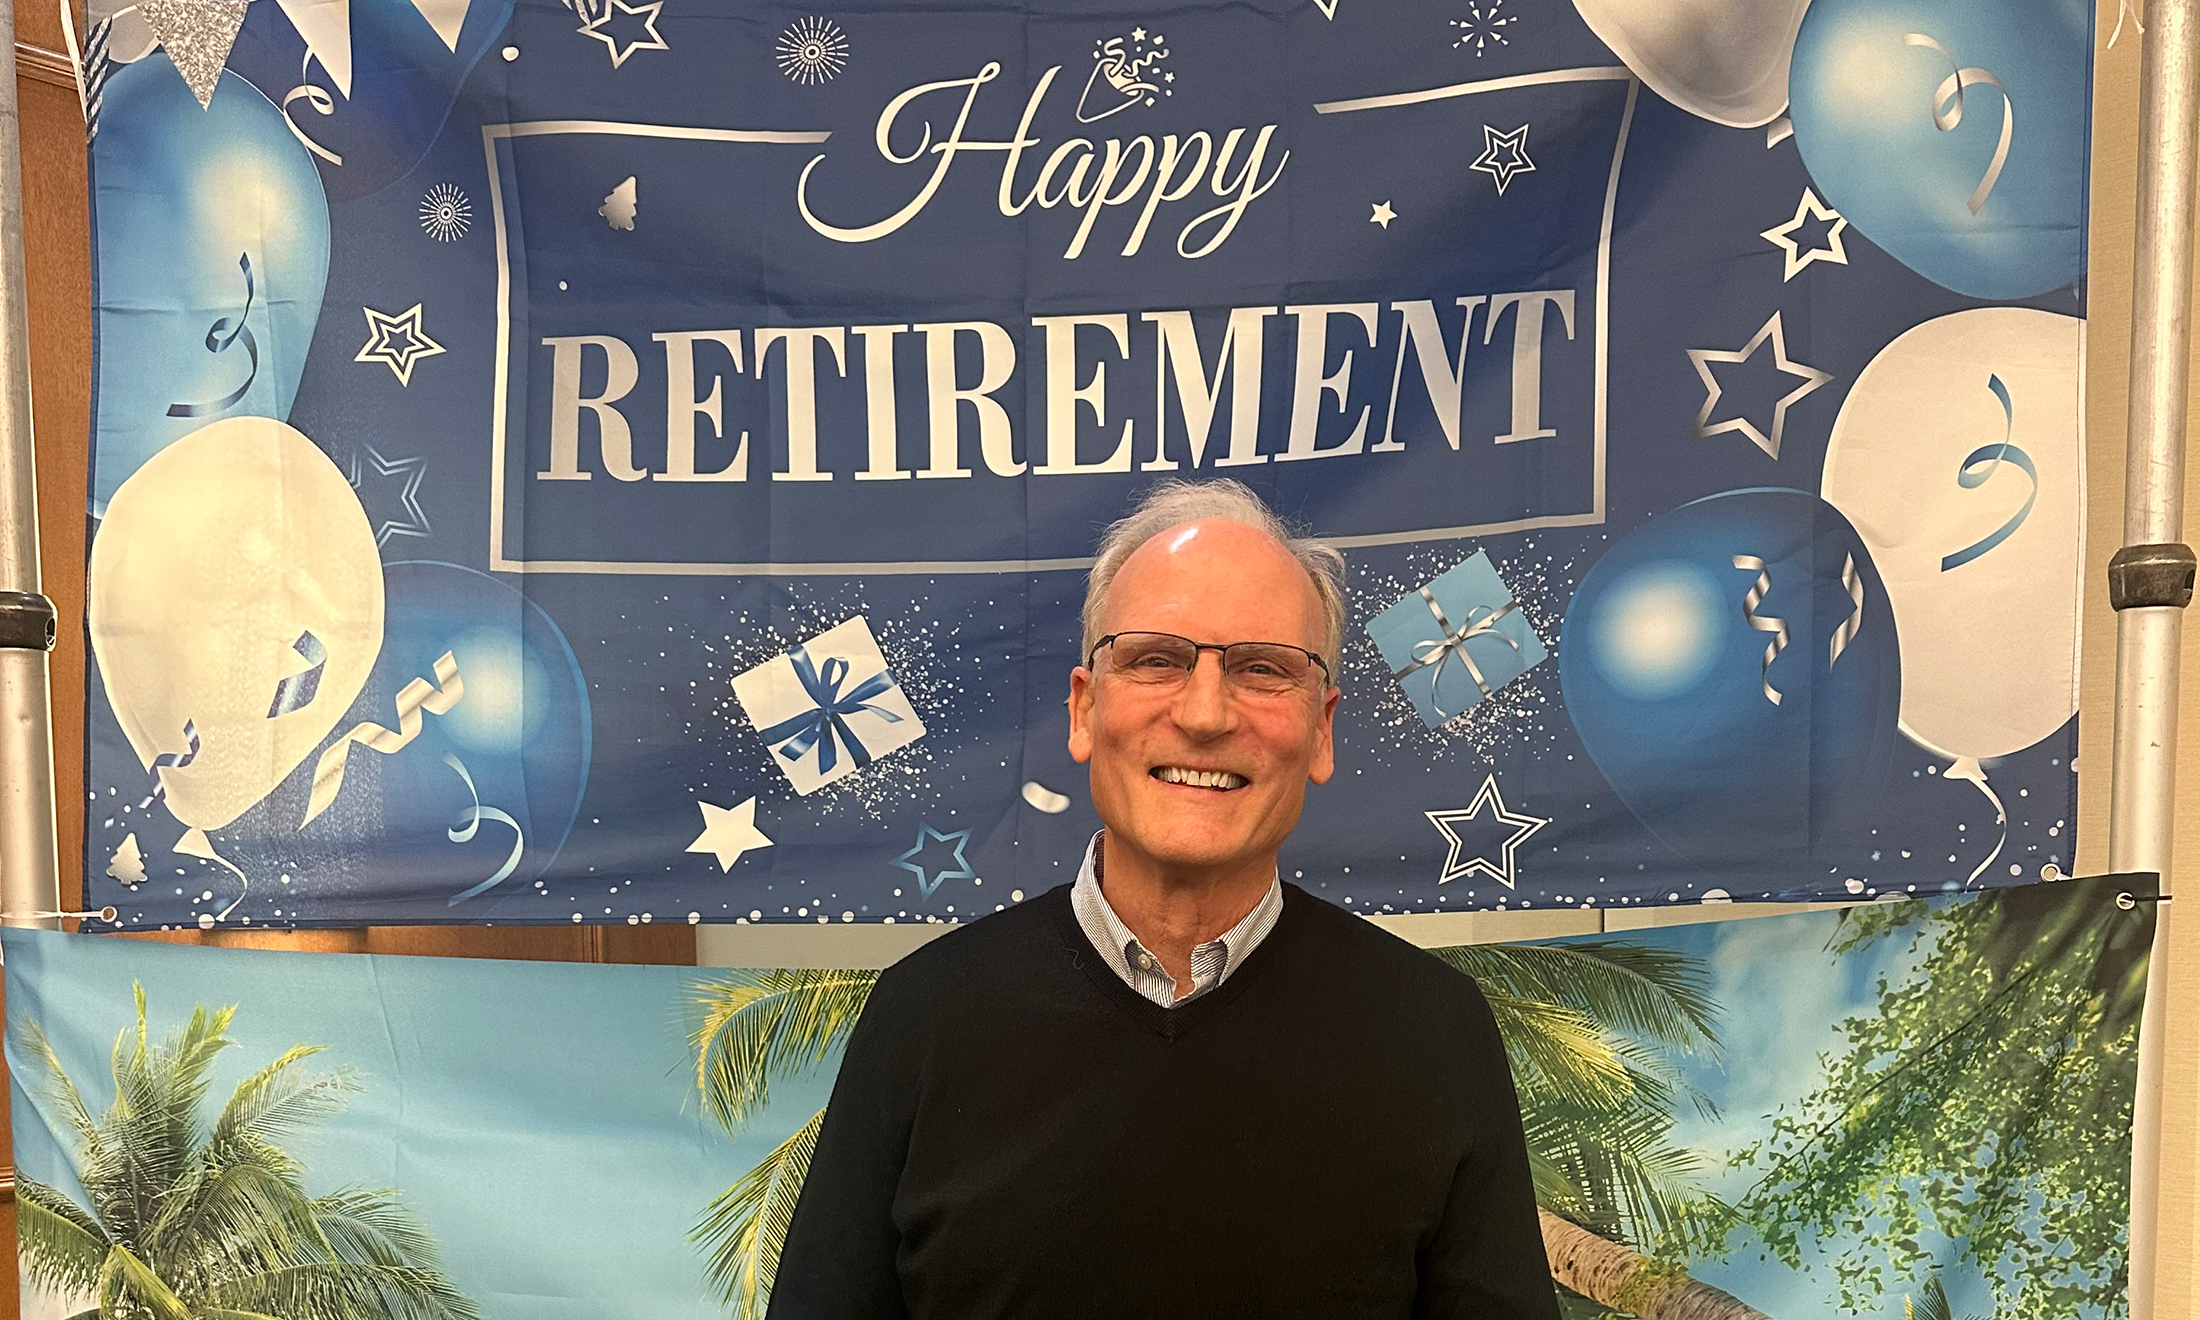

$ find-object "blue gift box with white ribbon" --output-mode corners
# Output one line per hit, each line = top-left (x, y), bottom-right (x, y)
(1367, 553), (1549, 727)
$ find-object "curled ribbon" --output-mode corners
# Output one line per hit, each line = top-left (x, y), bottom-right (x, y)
(265, 631), (329, 718)
(755, 646), (902, 777)
(138, 720), (202, 809)
(301, 652), (464, 825)
(442, 753), (527, 906)
(282, 52), (345, 165)
(166, 253), (261, 418)
(1945, 756), (2008, 887)
(1829, 554), (1865, 669)
(1940, 375), (2037, 572)
(1390, 587), (1523, 720)
(1732, 555), (1790, 707)
(1904, 33), (2013, 215)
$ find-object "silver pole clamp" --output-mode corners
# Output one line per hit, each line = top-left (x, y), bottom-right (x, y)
(0, 589), (55, 651)
(2107, 543), (2197, 611)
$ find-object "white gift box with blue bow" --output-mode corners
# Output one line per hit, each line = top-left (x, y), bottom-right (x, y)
(731, 616), (925, 794)
(1367, 553), (1549, 728)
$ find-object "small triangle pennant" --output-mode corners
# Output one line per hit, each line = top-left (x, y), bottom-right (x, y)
(408, 0), (470, 51)
(140, 0), (251, 108)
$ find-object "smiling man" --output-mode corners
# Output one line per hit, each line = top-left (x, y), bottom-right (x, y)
(768, 481), (1559, 1320)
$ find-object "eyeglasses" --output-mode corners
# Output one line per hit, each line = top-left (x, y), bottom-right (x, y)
(1088, 632), (1332, 695)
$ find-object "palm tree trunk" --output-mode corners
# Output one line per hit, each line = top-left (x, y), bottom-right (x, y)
(1539, 1209), (1774, 1320)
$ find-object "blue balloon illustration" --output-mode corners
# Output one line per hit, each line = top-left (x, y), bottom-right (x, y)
(1560, 489), (1901, 886)
(228, 0), (519, 201)
(1788, 0), (2087, 299)
(89, 64), (331, 513)
(229, 561), (593, 911)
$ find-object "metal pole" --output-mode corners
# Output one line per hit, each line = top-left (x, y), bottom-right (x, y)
(2111, 0), (2200, 1312)
(0, 0), (64, 933)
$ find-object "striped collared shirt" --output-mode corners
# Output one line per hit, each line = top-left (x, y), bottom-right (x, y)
(1069, 833), (1284, 1007)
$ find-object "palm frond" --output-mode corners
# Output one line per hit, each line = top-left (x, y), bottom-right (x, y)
(209, 1045), (354, 1156)
(206, 1261), (483, 1320)
(312, 1186), (456, 1271)
(145, 1153), (330, 1289)
(14, 1177), (110, 1293)
(1434, 941), (1721, 1058)
(695, 1106), (827, 1317)
(692, 970), (879, 1130)
(1480, 990), (1639, 1111)
(98, 1242), (196, 1320)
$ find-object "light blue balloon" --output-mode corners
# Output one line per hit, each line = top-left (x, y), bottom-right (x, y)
(1788, 0), (2088, 299)
(90, 63), (330, 512)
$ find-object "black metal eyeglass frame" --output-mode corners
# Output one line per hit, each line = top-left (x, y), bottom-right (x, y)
(1086, 631), (1333, 684)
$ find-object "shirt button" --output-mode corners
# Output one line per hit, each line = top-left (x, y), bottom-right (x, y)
(1137, 953), (1154, 969)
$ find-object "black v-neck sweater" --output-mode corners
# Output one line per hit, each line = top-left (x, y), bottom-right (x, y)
(767, 883), (1561, 1320)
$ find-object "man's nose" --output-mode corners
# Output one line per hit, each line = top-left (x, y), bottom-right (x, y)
(1170, 655), (1235, 737)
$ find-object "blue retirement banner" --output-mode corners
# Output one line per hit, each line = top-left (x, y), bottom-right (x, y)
(77, 0), (2089, 927)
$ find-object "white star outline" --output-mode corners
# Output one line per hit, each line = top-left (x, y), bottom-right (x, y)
(1470, 123), (1534, 196)
(687, 797), (773, 871)
(1685, 311), (1832, 460)
(1760, 188), (1849, 282)
(346, 445), (431, 546)
(1426, 774), (1547, 889)
(354, 304), (446, 386)
(579, 0), (668, 68)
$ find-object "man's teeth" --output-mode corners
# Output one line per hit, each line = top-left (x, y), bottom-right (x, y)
(1153, 766), (1248, 791)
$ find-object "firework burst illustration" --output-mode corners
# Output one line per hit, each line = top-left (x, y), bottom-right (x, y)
(419, 183), (473, 242)
(777, 16), (849, 85)
(1449, 1), (1516, 55)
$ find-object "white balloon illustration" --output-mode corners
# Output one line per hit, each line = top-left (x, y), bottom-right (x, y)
(1571, 0), (1813, 127)
(1821, 307), (2082, 772)
(90, 415), (385, 834)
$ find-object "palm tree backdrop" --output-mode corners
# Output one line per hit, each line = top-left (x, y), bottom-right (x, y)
(14, 986), (480, 1320)
(688, 940), (1742, 1319)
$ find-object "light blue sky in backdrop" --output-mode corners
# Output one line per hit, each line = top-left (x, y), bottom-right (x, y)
(3, 928), (839, 1319)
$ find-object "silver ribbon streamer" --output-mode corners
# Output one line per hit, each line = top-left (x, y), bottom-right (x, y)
(302, 652), (465, 825)
(1904, 33), (2013, 215)
(137, 719), (201, 808)
(1829, 554), (1865, 669)
(166, 253), (259, 418)
(265, 630), (328, 718)
(282, 51), (345, 166)
(1390, 587), (1523, 720)
(441, 753), (527, 906)
(1732, 555), (1790, 707)
(1940, 374), (2038, 573)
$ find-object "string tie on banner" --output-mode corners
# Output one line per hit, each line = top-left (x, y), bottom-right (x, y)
(1829, 554), (1866, 668)
(1731, 555), (1790, 706)
(1389, 588), (1523, 720)
(166, 253), (260, 418)
(442, 752), (527, 905)
(138, 719), (202, 809)
(1904, 33), (2014, 215)
(757, 647), (901, 777)
(1945, 756), (2007, 887)
(302, 652), (464, 825)
(2108, 0), (2144, 49)
(282, 51), (345, 166)
(265, 630), (328, 717)
(1940, 375), (2037, 572)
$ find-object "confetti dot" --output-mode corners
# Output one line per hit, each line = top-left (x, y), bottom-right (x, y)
(501, 45), (519, 60)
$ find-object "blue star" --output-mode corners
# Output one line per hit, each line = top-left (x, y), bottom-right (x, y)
(348, 445), (430, 546)
(893, 823), (976, 898)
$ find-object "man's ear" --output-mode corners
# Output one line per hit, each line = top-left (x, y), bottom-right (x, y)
(1067, 666), (1096, 764)
(1307, 685), (1341, 785)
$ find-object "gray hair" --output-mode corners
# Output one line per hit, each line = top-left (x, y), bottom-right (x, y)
(1081, 480), (1347, 682)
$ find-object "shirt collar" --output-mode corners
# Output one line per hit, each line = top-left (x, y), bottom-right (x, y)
(1068, 832), (1283, 999)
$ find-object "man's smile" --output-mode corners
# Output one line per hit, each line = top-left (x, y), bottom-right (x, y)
(1151, 765), (1251, 792)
